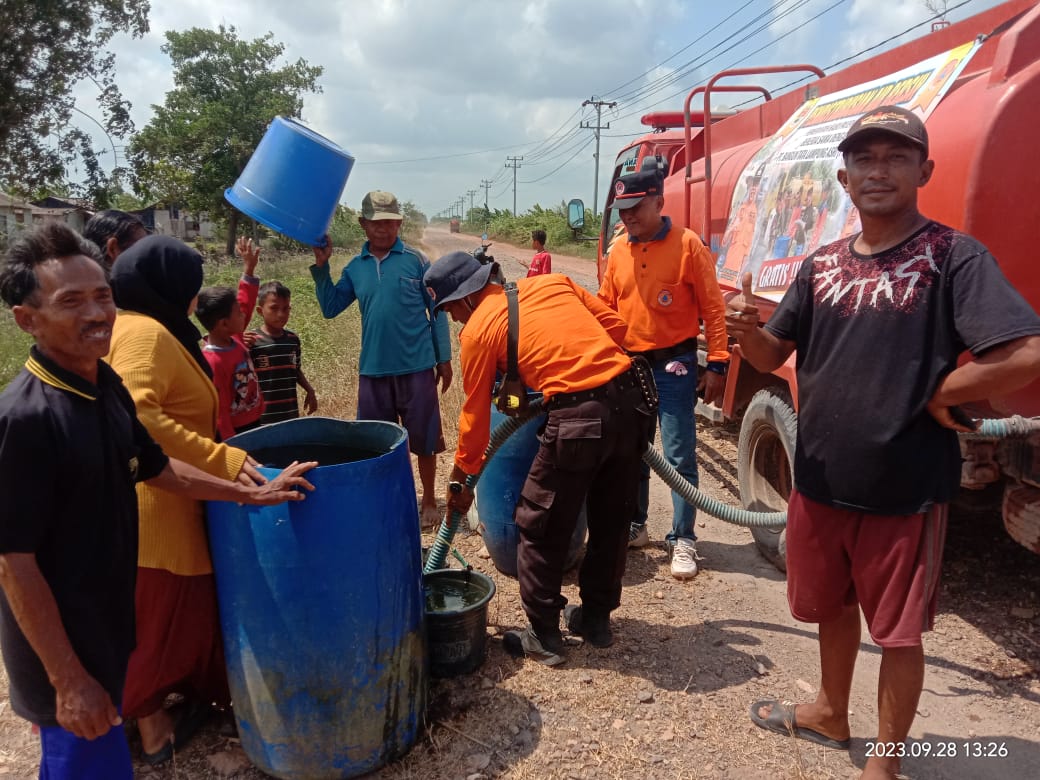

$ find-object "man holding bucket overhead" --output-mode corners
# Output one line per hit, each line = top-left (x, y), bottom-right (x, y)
(424, 251), (656, 666)
(311, 191), (452, 530)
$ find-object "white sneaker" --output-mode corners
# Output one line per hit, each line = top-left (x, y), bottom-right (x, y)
(628, 524), (650, 548)
(670, 538), (699, 580)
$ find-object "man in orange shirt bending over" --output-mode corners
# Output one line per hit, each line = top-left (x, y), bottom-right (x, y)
(424, 251), (655, 666)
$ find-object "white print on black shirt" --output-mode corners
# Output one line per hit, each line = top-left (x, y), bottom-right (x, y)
(812, 238), (944, 316)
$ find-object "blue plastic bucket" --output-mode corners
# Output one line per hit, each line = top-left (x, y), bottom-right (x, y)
(225, 116), (354, 246)
(475, 403), (587, 577)
(207, 418), (426, 780)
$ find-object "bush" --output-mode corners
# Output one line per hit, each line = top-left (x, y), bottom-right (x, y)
(461, 202), (600, 259)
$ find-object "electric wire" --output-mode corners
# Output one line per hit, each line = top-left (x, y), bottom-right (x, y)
(604, 0), (761, 99)
(519, 137), (594, 184)
(606, 0), (799, 105)
(610, 0), (839, 122)
(727, 0), (974, 109)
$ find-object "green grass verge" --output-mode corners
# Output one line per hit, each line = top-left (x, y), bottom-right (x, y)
(0, 244), (466, 455)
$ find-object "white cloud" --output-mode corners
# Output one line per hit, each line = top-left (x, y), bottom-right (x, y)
(63, 0), (1010, 216)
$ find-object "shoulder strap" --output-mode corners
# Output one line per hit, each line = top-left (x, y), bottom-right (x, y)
(504, 282), (520, 381)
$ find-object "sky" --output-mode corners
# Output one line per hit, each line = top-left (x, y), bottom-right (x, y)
(73, 0), (1006, 219)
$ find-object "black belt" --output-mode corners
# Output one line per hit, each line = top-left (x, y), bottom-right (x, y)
(546, 368), (639, 410)
(635, 337), (698, 365)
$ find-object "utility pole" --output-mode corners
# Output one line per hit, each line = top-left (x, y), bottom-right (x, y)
(505, 156), (523, 216)
(467, 189), (478, 212)
(457, 197), (465, 220)
(480, 179), (493, 212)
(581, 97), (617, 219)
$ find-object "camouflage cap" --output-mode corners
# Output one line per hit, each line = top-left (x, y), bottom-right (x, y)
(361, 191), (403, 221)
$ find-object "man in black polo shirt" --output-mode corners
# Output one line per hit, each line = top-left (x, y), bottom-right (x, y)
(0, 223), (316, 779)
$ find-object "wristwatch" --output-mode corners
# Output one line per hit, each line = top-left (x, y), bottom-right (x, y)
(448, 481), (464, 495)
(705, 361), (729, 376)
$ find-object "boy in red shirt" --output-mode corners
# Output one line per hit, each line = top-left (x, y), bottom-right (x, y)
(521, 229), (551, 277)
(195, 238), (264, 440)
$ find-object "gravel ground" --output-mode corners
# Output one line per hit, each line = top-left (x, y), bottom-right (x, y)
(1, 230), (1037, 779)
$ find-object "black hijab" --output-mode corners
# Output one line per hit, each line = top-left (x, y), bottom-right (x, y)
(110, 235), (211, 377)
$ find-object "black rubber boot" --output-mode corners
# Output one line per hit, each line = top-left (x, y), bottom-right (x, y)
(503, 627), (566, 666)
(563, 605), (614, 648)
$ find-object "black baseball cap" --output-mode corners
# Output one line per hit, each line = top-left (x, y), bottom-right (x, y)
(612, 169), (663, 210)
(838, 105), (929, 157)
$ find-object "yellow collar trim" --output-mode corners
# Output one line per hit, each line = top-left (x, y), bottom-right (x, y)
(25, 356), (97, 401)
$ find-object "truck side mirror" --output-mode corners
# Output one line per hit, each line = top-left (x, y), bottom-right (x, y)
(567, 199), (585, 230)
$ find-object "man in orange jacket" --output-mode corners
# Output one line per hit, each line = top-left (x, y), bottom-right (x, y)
(599, 162), (730, 579)
(424, 251), (655, 666)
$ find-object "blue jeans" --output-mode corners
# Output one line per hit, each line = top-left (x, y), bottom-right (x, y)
(633, 351), (698, 542)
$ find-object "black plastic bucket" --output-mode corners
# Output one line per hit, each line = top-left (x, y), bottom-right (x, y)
(424, 569), (496, 678)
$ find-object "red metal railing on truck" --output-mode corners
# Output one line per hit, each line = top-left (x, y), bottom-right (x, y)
(683, 66), (825, 254)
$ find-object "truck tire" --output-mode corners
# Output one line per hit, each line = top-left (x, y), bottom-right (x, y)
(737, 387), (797, 573)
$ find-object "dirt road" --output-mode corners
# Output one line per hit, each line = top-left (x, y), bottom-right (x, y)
(1, 226), (1037, 778)
(421, 226), (600, 291)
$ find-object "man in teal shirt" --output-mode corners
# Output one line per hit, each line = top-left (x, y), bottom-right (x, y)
(312, 191), (452, 528)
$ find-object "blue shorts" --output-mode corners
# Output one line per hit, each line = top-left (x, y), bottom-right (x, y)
(39, 721), (132, 780)
(358, 369), (446, 456)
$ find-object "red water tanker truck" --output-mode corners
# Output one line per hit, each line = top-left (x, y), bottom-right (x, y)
(576, 0), (1040, 570)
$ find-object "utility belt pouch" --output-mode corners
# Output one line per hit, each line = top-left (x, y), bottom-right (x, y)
(495, 282), (529, 417)
(630, 354), (659, 414)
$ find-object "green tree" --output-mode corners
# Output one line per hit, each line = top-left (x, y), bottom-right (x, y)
(129, 26), (323, 254)
(0, 1), (149, 203)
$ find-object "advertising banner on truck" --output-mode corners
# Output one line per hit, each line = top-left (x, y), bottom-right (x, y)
(715, 41), (980, 301)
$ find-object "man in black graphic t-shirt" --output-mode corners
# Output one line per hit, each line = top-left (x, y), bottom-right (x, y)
(728, 106), (1040, 779)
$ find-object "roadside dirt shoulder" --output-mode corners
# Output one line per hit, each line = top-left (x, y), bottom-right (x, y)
(1, 227), (1037, 778)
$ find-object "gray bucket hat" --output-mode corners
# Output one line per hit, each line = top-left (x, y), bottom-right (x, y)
(423, 251), (494, 312)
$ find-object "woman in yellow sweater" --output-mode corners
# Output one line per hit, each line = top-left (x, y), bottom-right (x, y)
(106, 236), (267, 764)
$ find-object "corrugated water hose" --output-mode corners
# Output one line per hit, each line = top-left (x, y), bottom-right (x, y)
(424, 402), (546, 573)
(423, 406), (1040, 572)
(971, 415), (1040, 438)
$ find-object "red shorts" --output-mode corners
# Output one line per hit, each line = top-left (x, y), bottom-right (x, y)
(786, 490), (947, 648)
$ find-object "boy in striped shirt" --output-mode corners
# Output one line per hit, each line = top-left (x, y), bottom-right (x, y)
(248, 282), (317, 424)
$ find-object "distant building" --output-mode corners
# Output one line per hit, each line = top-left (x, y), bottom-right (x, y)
(131, 203), (214, 241)
(1, 192), (214, 246)
(1, 193), (90, 243)
(0, 192), (34, 242)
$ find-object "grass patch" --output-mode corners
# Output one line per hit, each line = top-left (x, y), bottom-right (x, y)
(0, 309), (32, 386)
(201, 249), (364, 421)
(0, 242), (466, 461)
(200, 247), (465, 447)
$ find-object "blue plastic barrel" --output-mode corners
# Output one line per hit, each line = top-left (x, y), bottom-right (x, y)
(225, 116), (355, 246)
(207, 418), (426, 780)
(475, 404), (587, 577)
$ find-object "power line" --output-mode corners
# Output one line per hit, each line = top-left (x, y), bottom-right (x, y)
(520, 138), (593, 185)
(603, 0), (763, 100)
(609, 0), (848, 125)
(725, 0), (972, 114)
(607, 0), (801, 106)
